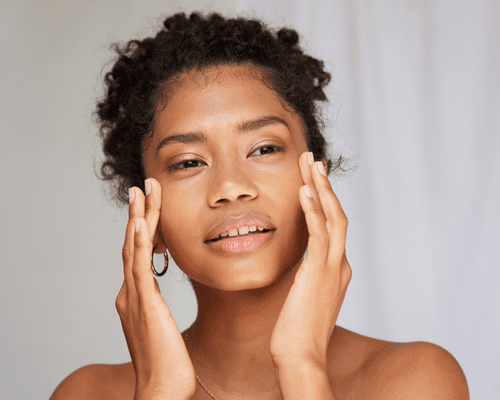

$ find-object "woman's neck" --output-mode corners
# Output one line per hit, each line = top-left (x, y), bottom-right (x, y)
(185, 262), (301, 398)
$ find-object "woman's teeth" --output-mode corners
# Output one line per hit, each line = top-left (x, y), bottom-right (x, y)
(212, 225), (266, 241)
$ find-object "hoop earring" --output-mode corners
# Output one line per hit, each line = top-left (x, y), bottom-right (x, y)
(151, 245), (168, 276)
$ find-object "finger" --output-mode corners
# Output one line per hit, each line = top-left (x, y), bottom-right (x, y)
(299, 185), (329, 266)
(128, 186), (146, 221)
(122, 190), (140, 294)
(310, 161), (348, 254)
(299, 152), (322, 208)
(299, 151), (313, 184)
(144, 178), (162, 243)
(122, 216), (137, 291)
(128, 187), (155, 297)
(132, 215), (156, 299)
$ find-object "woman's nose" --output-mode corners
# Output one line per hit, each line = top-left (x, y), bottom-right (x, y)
(207, 160), (258, 206)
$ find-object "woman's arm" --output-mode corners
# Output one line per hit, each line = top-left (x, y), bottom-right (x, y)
(117, 180), (196, 399)
(270, 152), (349, 399)
(273, 358), (335, 400)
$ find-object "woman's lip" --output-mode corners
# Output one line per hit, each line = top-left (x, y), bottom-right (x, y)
(204, 214), (274, 242)
(206, 229), (275, 253)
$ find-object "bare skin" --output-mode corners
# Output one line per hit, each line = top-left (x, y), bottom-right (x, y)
(51, 66), (468, 400)
(51, 327), (467, 399)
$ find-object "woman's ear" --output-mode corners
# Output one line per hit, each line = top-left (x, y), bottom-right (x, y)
(153, 229), (168, 254)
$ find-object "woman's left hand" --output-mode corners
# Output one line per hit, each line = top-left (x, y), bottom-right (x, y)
(270, 151), (352, 369)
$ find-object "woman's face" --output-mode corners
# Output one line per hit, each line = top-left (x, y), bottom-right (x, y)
(143, 65), (309, 291)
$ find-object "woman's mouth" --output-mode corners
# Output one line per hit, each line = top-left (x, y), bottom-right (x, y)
(205, 227), (275, 253)
(206, 225), (271, 242)
(204, 215), (275, 253)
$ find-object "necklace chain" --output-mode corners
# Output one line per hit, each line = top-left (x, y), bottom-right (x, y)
(184, 330), (221, 400)
(195, 374), (220, 400)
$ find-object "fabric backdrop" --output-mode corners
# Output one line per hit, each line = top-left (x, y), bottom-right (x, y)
(0, 0), (498, 398)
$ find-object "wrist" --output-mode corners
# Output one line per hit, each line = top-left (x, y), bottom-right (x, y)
(272, 353), (327, 371)
(273, 358), (334, 400)
(273, 356), (328, 378)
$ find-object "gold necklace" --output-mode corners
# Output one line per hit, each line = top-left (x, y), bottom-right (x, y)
(183, 330), (221, 400)
(195, 374), (220, 400)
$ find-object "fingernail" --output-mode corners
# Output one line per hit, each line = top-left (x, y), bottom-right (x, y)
(308, 152), (314, 166)
(134, 218), (141, 232)
(316, 161), (327, 176)
(303, 185), (312, 198)
(129, 188), (135, 203)
(145, 179), (151, 196)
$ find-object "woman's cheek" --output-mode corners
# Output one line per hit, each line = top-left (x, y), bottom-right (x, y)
(158, 193), (182, 245)
(160, 200), (199, 249)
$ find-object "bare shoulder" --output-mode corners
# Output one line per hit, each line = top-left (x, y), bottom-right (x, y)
(50, 362), (135, 400)
(329, 326), (469, 399)
(364, 340), (469, 399)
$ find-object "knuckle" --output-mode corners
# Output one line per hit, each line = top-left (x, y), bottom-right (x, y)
(342, 264), (352, 283)
(115, 292), (126, 314)
(133, 223), (149, 248)
(337, 213), (348, 229)
(144, 196), (154, 211)
(134, 237), (148, 249)
(122, 245), (133, 261)
(312, 230), (329, 246)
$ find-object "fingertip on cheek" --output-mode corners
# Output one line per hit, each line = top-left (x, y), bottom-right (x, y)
(302, 185), (312, 198)
(308, 152), (314, 166)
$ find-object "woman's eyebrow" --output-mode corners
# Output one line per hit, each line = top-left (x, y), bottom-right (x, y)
(156, 116), (289, 156)
(238, 116), (289, 133)
(156, 132), (208, 156)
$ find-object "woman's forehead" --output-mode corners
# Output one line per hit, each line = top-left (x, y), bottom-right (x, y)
(154, 65), (301, 131)
(156, 64), (273, 107)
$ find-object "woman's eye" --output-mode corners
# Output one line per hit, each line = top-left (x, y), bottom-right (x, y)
(169, 159), (204, 171)
(250, 145), (282, 157)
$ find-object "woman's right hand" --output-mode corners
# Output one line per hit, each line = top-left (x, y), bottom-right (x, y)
(116, 178), (196, 400)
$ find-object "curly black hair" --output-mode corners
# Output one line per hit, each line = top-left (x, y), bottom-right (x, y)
(96, 11), (344, 207)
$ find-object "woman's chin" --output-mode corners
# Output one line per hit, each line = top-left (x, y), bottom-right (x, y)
(188, 259), (299, 293)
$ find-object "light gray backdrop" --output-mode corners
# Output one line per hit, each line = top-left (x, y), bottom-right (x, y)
(1, 0), (498, 398)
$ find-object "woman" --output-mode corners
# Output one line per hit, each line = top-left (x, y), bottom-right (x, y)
(51, 12), (468, 399)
